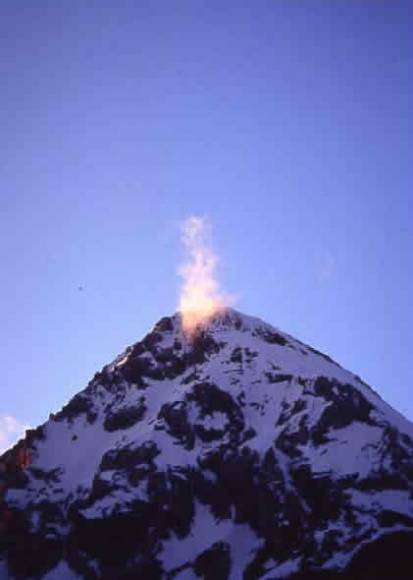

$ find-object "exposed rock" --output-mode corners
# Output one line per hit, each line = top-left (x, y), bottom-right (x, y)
(1, 309), (412, 579)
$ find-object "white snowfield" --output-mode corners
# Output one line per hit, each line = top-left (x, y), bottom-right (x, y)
(2, 309), (413, 579)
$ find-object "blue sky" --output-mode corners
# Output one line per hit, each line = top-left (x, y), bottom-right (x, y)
(1, 0), (412, 448)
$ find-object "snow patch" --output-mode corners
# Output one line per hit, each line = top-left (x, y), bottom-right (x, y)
(161, 501), (261, 578)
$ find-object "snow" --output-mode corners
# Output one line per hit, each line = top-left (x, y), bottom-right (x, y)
(32, 415), (121, 496)
(350, 489), (413, 514)
(153, 428), (198, 469)
(174, 570), (197, 580)
(4, 308), (413, 576)
(202, 469), (217, 483)
(42, 560), (79, 579)
(80, 477), (148, 519)
(302, 422), (384, 477)
(196, 411), (228, 430)
(261, 557), (301, 579)
(161, 501), (261, 578)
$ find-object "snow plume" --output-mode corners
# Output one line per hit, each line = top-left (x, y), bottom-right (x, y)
(179, 216), (230, 335)
(0, 415), (29, 454)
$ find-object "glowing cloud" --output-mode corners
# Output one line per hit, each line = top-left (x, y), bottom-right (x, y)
(0, 415), (29, 455)
(178, 216), (229, 335)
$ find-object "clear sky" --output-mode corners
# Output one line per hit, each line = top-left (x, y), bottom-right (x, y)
(1, 0), (412, 449)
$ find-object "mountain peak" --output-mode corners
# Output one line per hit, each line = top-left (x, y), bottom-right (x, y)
(153, 308), (271, 337)
(1, 311), (413, 579)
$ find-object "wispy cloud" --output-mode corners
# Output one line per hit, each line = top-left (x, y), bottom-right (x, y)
(0, 415), (29, 455)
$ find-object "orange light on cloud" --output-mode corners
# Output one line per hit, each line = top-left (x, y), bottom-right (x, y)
(179, 216), (229, 335)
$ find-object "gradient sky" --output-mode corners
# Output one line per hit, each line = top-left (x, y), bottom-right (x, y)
(1, 1), (412, 448)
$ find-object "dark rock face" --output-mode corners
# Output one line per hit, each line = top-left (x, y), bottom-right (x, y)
(1, 310), (413, 579)
(103, 401), (146, 432)
(255, 327), (288, 346)
(309, 377), (375, 445)
(158, 401), (195, 449)
(193, 542), (231, 580)
(55, 393), (98, 425)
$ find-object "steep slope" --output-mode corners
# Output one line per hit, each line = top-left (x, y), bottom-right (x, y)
(1, 309), (413, 579)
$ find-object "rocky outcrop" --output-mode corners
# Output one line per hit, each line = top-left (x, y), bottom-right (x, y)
(1, 310), (412, 579)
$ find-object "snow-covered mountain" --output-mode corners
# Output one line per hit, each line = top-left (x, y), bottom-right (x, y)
(1, 309), (413, 579)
